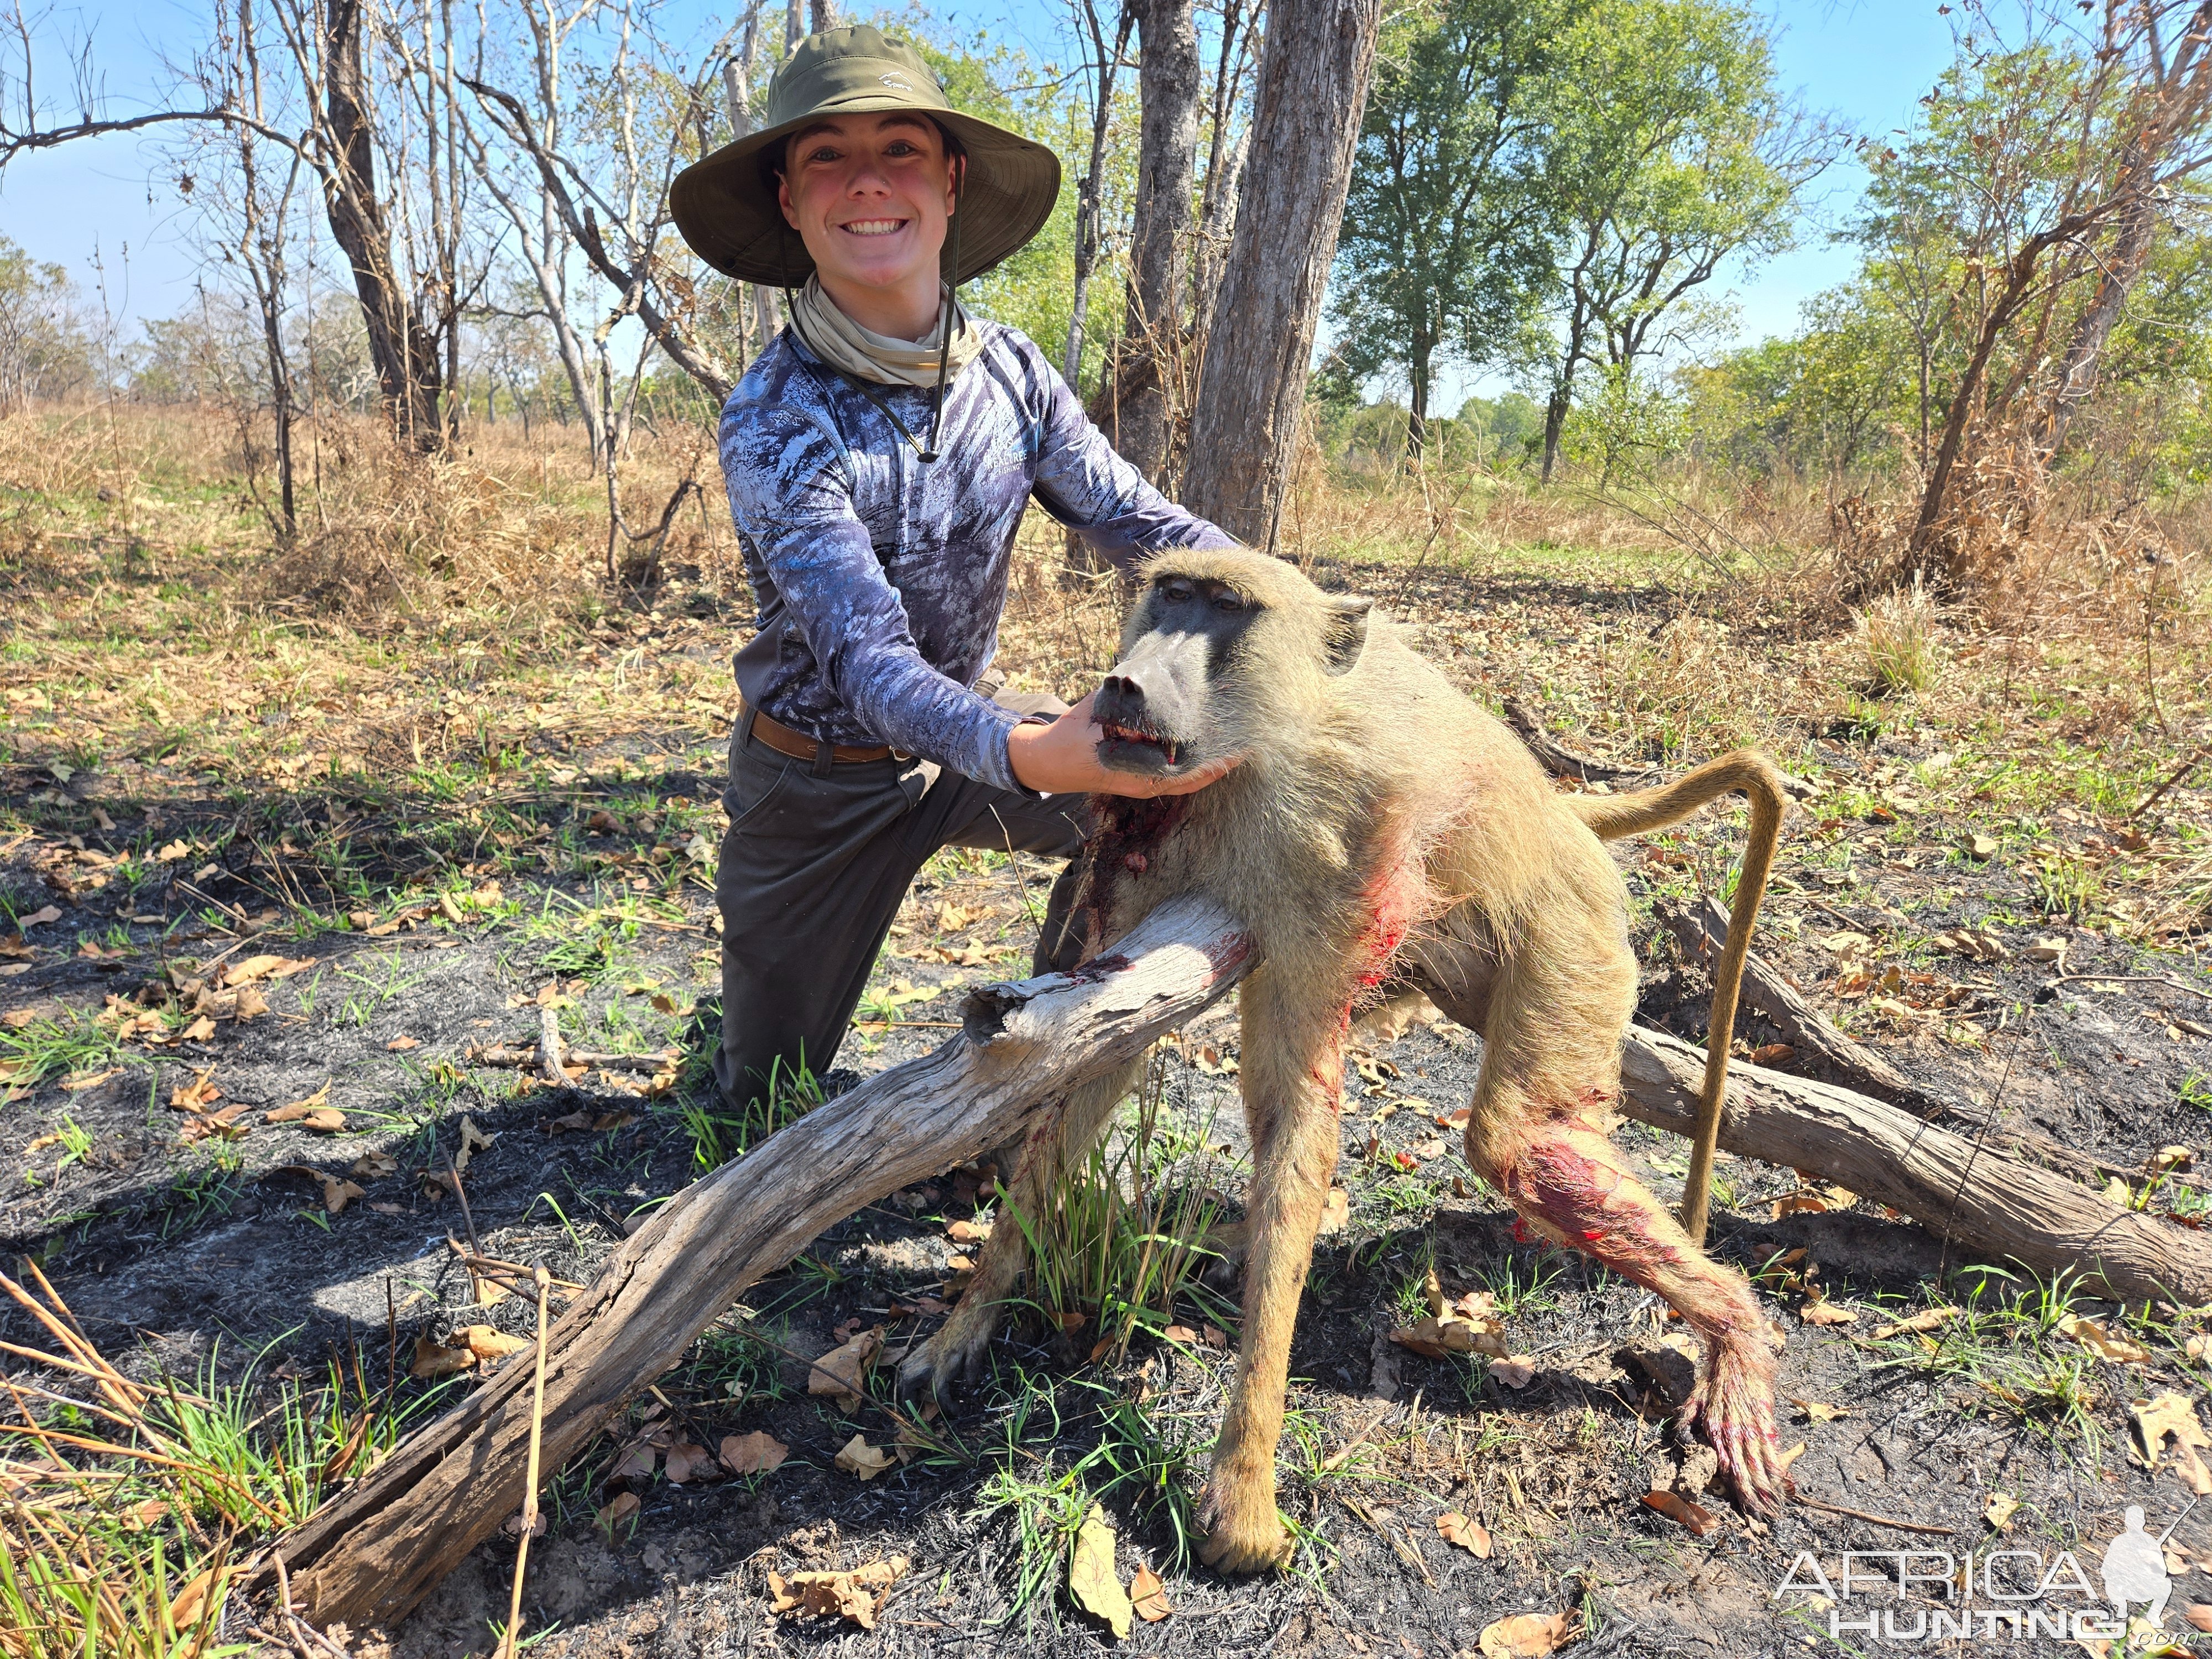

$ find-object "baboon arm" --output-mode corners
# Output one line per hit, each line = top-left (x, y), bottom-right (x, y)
(1566, 749), (1788, 1244)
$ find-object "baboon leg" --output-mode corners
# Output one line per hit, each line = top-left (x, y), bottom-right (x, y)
(1458, 948), (1787, 1516)
(896, 1061), (1141, 1400)
(1196, 971), (1344, 1573)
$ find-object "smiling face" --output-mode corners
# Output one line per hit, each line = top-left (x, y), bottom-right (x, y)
(777, 112), (958, 337)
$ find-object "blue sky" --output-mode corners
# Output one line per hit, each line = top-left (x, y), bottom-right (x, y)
(2, 0), (1959, 372)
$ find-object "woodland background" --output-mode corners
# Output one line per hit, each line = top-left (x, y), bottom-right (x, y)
(6, 1), (2212, 1655)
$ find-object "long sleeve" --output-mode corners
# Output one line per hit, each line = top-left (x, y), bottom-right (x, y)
(718, 397), (1029, 791)
(1027, 357), (1239, 570)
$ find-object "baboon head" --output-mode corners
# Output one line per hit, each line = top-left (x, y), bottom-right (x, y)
(1092, 549), (1374, 776)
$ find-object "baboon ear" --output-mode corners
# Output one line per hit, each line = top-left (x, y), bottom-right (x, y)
(1322, 596), (1372, 676)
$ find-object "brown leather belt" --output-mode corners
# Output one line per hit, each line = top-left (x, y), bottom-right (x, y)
(744, 705), (897, 765)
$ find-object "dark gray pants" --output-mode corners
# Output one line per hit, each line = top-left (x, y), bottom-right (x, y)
(712, 693), (1091, 1112)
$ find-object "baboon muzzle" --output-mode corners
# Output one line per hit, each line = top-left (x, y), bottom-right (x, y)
(1093, 630), (1211, 772)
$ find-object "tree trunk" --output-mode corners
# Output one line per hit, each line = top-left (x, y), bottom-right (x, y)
(1181, 0), (1383, 549)
(322, 0), (443, 449)
(2036, 161), (2159, 464)
(1064, 0), (1135, 395)
(1095, 0), (1201, 488)
(1906, 221), (2079, 578)
(1191, 0), (1251, 322)
(265, 898), (1256, 1630)
(1540, 378), (1571, 482)
(1406, 340), (1430, 462)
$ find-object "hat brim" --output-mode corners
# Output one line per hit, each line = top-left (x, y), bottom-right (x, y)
(671, 97), (1061, 288)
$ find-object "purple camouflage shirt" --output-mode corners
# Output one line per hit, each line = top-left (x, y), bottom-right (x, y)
(717, 322), (1235, 793)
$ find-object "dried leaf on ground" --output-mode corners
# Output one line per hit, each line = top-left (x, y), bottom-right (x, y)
(2132, 1393), (2212, 1493)
(461, 1326), (530, 1366)
(1800, 1297), (1858, 1327)
(663, 1441), (718, 1484)
(385, 1035), (419, 1051)
(2057, 1314), (2153, 1364)
(1130, 1562), (1173, 1621)
(1489, 1355), (1537, 1389)
(223, 954), (312, 986)
(1791, 1396), (1848, 1423)
(1437, 1511), (1493, 1557)
(1389, 1313), (1505, 1360)
(596, 1490), (640, 1535)
(170, 1068), (221, 1111)
(1068, 1503), (1133, 1638)
(408, 1335), (473, 1379)
(719, 1430), (790, 1477)
(1478, 1610), (1576, 1659)
(265, 1085), (331, 1124)
(766, 1557), (906, 1630)
(1870, 1307), (1958, 1339)
(1985, 1492), (2019, 1530)
(808, 1325), (883, 1406)
(320, 1177), (364, 1215)
(833, 1434), (895, 1481)
(351, 1150), (397, 1180)
(454, 1114), (494, 1174)
(947, 1218), (992, 1243)
(1642, 1489), (1720, 1535)
(179, 1014), (217, 1042)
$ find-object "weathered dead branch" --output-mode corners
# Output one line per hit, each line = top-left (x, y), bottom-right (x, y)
(264, 897), (1255, 1629)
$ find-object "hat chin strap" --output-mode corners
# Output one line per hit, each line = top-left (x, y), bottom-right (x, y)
(918, 168), (962, 465)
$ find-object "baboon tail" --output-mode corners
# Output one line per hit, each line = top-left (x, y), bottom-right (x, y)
(1563, 750), (1788, 842)
(1567, 748), (1788, 1248)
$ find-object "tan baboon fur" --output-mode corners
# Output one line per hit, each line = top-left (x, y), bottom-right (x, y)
(900, 547), (1789, 1571)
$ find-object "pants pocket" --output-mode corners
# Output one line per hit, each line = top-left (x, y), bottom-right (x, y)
(724, 750), (795, 833)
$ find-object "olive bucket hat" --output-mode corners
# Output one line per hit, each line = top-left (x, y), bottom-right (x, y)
(671, 25), (1061, 288)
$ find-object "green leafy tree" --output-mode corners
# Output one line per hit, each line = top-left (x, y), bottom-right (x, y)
(1330, 0), (1558, 458)
(1524, 0), (1834, 479)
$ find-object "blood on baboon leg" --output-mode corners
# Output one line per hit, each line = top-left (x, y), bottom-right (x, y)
(899, 547), (1791, 1564)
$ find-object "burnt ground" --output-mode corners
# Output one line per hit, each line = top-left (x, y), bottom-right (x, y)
(7, 550), (2212, 1657)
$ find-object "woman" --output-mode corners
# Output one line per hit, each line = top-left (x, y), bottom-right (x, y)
(671, 25), (1237, 1114)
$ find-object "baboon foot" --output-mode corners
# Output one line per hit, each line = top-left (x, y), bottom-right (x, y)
(1194, 1462), (1289, 1573)
(895, 1302), (999, 1403)
(1680, 1341), (1787, 1517)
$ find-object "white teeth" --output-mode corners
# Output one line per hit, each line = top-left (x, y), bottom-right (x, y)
(842, 220), (905, 235)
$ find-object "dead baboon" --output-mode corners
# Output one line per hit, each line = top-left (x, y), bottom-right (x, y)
(899, 547), (1788, 1571)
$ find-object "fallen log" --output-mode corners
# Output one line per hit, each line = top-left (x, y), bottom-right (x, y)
(1501, 696), (1653, 785)
(268, 898), (2210, 1631)
(1618, 1024), (2212, 1306)
(1664, 896), (2212, 1198)
(267, 896), (1256, 1629)
(1662, 895), (1937, 1111)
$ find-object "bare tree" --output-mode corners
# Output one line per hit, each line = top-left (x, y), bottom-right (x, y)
(1191, 0), (1258, 318)
(1904, 0), (2212, 577)
(1092, 0), (1201, 487)
(1, 0), (472, 448)
(2033, 0), (2212, 462)
(458, 1), (741, 406)
(1181, 0), (1383, 549)
(1062, 0), (1135, 394)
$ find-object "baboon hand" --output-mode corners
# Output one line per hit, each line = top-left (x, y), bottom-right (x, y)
(894, 1307), (997, 1405)
(1680, 1342), (1789, 1519)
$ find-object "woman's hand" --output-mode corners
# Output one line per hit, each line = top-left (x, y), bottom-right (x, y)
(1007, 691), (1241, 798)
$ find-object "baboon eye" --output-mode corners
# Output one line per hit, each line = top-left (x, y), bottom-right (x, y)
(1161, 579), (1196, 604)
(1211, 588), (1245, 612)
